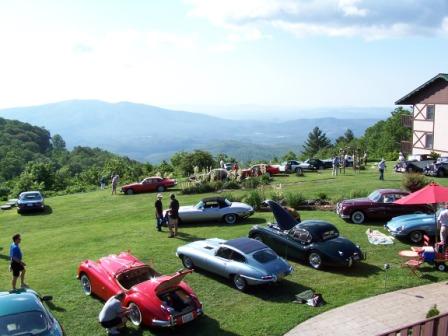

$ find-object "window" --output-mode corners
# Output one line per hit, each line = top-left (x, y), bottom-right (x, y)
(425, 134), (434, 149)
(426, 105), (435, 120)
(230, 251), (246, 263)
(216, 247), (232, 259)
(289, 229), (312, 244)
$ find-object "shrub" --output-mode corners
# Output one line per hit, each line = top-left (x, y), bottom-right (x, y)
(402, 173), (429, 192)
(223, 181), (241, 190)
(317, 192), (328, 201)
(284, 192), (306, 209)
(331, 193), (347, 204)
(241, 177), (261, 189)
(210, 181), (223, 191)
(260, 174), (272, 185)
(0, 184), (10, 201)
(270, 191), (284, 202)
(426, 304), (440, 318)
(245, 190), (264, 210)
(181, 182), (216, 195)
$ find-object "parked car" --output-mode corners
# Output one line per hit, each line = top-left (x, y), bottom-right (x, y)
(224, 163), (234, 171)
(282, 160), (302, 174)
(16, 191), (45, 214)
(297, 159), (330, 171)
(121, 176), (176, 195)
(0, 288), (64, 335)
(385, 213), (437, 244)
(336, 189), (433, 224)
(166, 197), (254, 224)
(176, 237), (293, 291)
(77, 252), (203, 328)
(425, 158), (448, 177)
(241, 164), (280, 178)
(248, 201), (364, 269)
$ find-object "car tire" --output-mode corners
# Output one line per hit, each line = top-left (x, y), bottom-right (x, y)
(308, 252), (323, 270)
(436, 263), (446, 272)
(223, 213), (238, 224)
(232, 274), (247, 291)
(318, 165), (324, 170)
(409, 231), (424, 244)
(128, 302), (142, 326)
(80, 274), (92, 296)
(295, 167), (303, 176)
(351, 211), (365, 224)
(157, 186), (165, 192)
(126, 189), (134, 195)
(181, 255), (194, 269)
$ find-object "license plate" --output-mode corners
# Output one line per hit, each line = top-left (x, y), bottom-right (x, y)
(181, 312), (194, 323)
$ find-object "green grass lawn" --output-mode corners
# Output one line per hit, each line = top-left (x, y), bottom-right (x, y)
(1, 165), (448, 336)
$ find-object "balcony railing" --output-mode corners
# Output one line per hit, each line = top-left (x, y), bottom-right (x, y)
(402, 115), (413, 128)
(377, 311), (448, 336)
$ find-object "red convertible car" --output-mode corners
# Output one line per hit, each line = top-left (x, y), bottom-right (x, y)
(336, 189), (433, 224)
(77, 252), (203, 328)
(241, 164), (280, 178)
(121, 177), (176, 195)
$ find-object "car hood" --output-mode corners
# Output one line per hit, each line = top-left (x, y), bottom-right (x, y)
(386, 213), (435, 229)
(268, 200), (298, 231)
(179, 205), (197, 212)
(122, 182), (140, 188)
(340, 197), (372, 205)
(18, 199), (43, 204)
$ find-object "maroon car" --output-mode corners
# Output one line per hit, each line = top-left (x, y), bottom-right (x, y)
(121, 176), (176, 195)
(336, 189), (433, 224)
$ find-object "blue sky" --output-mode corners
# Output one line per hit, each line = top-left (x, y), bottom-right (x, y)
(0, 0), (447, 117)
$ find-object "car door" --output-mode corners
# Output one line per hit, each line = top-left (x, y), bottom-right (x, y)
(226, 251), (247, 277)
(368, 194), (388, 219)
(206, 247), (232, 277)
(202, 201), (221, 221)
(268, 230), (301, 259)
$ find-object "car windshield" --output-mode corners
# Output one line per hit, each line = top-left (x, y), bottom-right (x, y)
(224, 199), (232, 207)
(0, 310), (49, 335)
(195, 201), (204, 209)
(21, 193), (41, 201)
(117, 266), (159, 290)
(252, 249), (277, 263)
(368, 191), (381, 202)
(321, 229), (339, 241)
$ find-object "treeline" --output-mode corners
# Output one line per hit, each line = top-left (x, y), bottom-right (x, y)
(292, 107), (411, 161)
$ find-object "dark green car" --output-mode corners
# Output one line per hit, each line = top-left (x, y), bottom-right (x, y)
(0, 289), (64, 335)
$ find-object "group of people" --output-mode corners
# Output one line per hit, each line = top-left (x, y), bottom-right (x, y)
(155, 193), (180, 238)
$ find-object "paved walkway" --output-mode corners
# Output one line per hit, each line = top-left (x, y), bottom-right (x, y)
(285, 282), (448, 336)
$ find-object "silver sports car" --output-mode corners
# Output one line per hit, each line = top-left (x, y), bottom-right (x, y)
(176, 237), (293, 291)
(168, 197), (254, 224)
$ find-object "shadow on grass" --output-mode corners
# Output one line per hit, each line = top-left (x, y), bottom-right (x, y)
(0, 254), (10, 261)
(46, 300), (67, 312)
(175, 231), (207, 243)
(18, 205), (53, 216)
(178, 217), (266, 228)
(325, 262), (383, 278)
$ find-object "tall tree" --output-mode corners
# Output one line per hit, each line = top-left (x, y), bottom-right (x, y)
(302, 127), (331, 157)
(344, 129), (354, 142)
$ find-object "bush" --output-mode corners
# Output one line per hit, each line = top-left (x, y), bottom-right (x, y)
(402, 173), (429, 192)
(426, 304), (440, 318)
(260, 174), (272, 185)
(284, 192), (306, 209)
(241, 177), (261, 189)
(349, 190), (368, 199)
(245, 190), (264, 210)
(331, 193), (347, 204)
(223, 181), (241, 190)
(210, 181), (223, 191)
(270, 191), (284, 203)
(317, 192), (328, 201)
(181, 182), (216, 195)
(0, 184), (10, 201)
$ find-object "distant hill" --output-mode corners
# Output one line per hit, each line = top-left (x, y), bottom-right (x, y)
(0, 100), (382, 162)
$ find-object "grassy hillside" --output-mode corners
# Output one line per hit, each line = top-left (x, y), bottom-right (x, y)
(1, 166), (447, 336)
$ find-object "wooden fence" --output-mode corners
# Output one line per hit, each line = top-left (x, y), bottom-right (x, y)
(378, 311), (448, 336)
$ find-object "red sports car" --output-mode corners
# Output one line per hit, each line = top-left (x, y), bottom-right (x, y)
(241, 164), (280, 178)
(121, 177), (176, 195)
(77, 252), (203, 328)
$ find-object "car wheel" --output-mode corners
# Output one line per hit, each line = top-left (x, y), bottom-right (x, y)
(126, 189), (134, 195)
(181, 256), (194, 269)
(128, 302), (142, 326)
(233, 274), (247, 291)
(409, 231), (424, 244)
(436, 263), (446, 272)
(318, 165), (324, 170)
(308, 252), (323, 270)
(157, 186), (165, 192)
(80, 274), (92, 296)
(295, 167), (303, 176)
(351, 211), (365, 224)
(223, 213), (237, 224)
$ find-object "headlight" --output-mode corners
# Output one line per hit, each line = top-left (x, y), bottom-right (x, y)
(395, 225), (404, 232)
(338, 251), (344, 256)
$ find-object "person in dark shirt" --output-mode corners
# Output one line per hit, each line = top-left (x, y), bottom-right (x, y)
(154, 194), (163, 232)
(168, 193), (180, 238)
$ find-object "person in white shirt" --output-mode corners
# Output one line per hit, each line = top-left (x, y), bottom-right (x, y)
(99, 292), (132, 335)
(378, 159), (386, 180)
(438, 203), (448, 245)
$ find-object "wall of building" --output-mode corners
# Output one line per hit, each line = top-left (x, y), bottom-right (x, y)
(433, 104), (448, 154)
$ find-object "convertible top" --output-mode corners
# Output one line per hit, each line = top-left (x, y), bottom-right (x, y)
(202, 197), (227, 203)
(225, 237), (266, 254)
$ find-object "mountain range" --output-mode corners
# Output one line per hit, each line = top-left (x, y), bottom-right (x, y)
(0, 100), (384, 162)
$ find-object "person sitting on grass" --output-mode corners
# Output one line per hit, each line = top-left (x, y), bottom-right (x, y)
(10, 233), (27, 290)
(98, 292), (133, 335)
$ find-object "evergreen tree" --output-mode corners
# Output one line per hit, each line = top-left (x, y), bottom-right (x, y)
(302, 127), (331, 157)
(344, 129), (354, 142)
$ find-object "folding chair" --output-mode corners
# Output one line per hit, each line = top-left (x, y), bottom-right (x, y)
(401, 257), (424, 277)
(411, 235), (431, 253)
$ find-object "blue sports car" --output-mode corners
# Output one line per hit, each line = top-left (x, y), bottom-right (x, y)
(385, 213), (437, 244)
(0, 288), (64, 335)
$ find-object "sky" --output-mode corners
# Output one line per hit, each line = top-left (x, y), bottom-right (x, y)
(0, 0), (447, 118)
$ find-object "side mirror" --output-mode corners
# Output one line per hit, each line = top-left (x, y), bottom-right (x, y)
(41, 295), (53, 302)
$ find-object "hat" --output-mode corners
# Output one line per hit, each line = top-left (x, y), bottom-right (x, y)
(157, 193), (163, 198)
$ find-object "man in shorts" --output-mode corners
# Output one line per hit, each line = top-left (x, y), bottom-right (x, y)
(10, 233), (27, 290)
(99, 292), (133, 335)
(168, 193), (180, 238)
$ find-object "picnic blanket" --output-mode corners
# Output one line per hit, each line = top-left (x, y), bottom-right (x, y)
(366, 228), (394, 245)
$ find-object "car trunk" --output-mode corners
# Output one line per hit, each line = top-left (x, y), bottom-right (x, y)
(158, 287), (196, 316)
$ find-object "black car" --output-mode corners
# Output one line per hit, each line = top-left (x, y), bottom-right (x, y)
(298, 159), (331, 171)
(248, 201), (364, 269)
(17, 191), (45, 214)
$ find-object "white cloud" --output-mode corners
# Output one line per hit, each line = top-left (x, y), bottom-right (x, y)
(185, 0), (448, 39)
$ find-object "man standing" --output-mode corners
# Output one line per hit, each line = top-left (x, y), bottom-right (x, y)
(155, 194), (163, 232)
(98, 292), (132, 335)
(332, 156), (339, 176)
(378, 159), (386, 180)
(100, 176), (106, 190)
(10, 234), (27, 290)
(168, 193), (180, 238)
(438, 203), (448, 246)
(111, 174), (119, 195)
